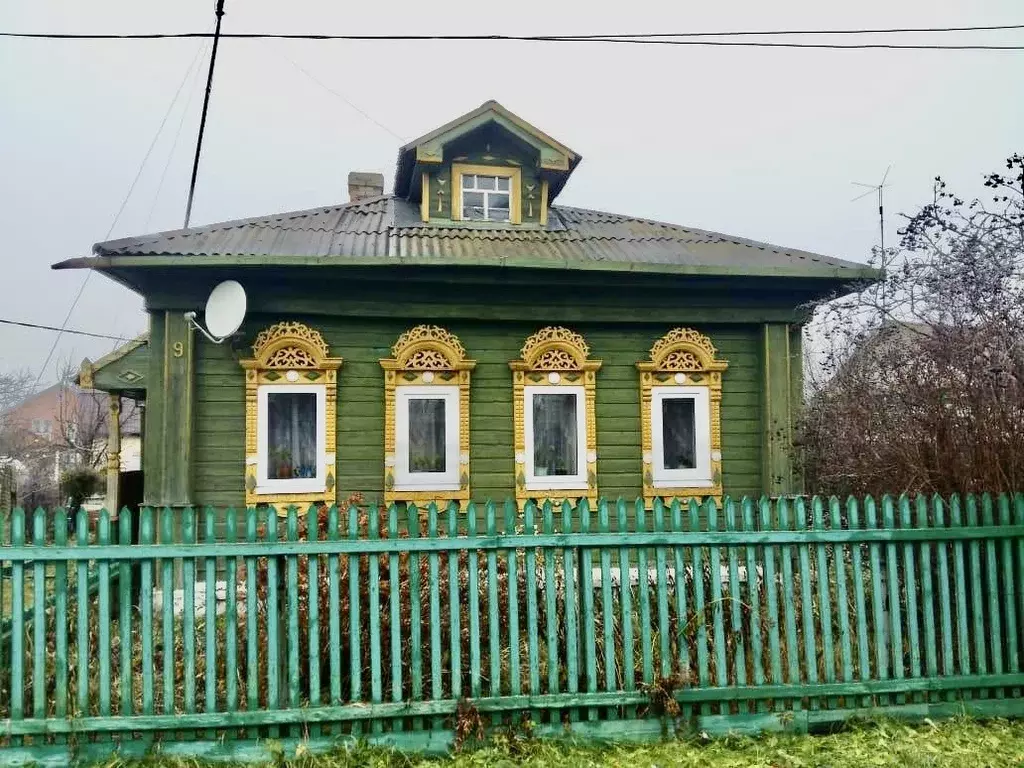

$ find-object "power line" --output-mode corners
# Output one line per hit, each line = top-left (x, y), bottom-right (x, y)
(1, 319), (127, 342)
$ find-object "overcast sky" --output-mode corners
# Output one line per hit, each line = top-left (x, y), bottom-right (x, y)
(1, 0), (1021, 384)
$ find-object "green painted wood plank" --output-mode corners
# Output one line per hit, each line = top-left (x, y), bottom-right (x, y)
(562, 499), (581, 723)
(447, 503), (463, 702)
(759, 497), (783, 705)
(467, 502), (482, 703)
(98, 508), (112, 722)
(542, 501), (558, 722)
(949, 495), (972, 694)
(599, 500), (616, 721)
(181, 507), (196, 720)
(829, 497), (853, 690)
(204, 507), (217, 732)
(981, 494), (1004, 695)
(486, 501), (501, 724)
(406, 503), (424, 730)
(743, 497), (764, 711)
(670, 500), (690, 712)
(1015, 495), (1024, 687)
(725, 498), (747, 695)
(690, 499), (710, 716)
(579, 499), (598, 721)
(367, 504), (383, 733)
(347, 504), (362, 736)
(305, 504), (321, 737)
(265, 506), (280, 735)
(160, 508), (175, 715)
(388, 504), (403, 725)
(847, 498), (870, 706)
(998, 494), (1019, 696)
(882, 497), (905, 700)
(245, 507), (259, 715)
(708, 499), (729, 713)
(915, 496), (938, 701)
(53, 507), (69, 734)
(285, 507), (301, 736)
(777, 498), (801, 709)
(653, 499), (673, 683)
(327, 505), (342, 708)
(31, 508), (45, 721)
(523, 502), (540, 723)
(428, 503), (443, 729)
(812, 498), (835, 706)
(635, 500), (654, 691)
(965, 495), (988, 699)
(117, 509), (133, 721)
(618, 499), (636, 718)
(224, 508), (238, 714)
(505, 499), (522, 698)
(794, 498), (818, 710)
(898, 497), (921, 701)
(140, 508), (155, 717)
(932, 496), (956, 694)
(865, 496), (889, 703)
(10, 509), (24, 737)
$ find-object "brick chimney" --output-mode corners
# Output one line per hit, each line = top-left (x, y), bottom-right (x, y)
(348, 171), (385, 202)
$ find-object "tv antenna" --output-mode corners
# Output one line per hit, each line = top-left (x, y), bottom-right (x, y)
(852, 164), (892, 251)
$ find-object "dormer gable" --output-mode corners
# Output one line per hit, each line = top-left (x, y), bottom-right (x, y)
(393, 100), (580, 226)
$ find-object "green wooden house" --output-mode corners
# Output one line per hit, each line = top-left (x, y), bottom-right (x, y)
(57, 101), (875, 515)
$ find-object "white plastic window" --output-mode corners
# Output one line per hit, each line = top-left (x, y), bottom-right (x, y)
(461, 174), (511, 222)
(395, 386), (460, 491)
(524, 385), (588, 490)
(651, 386), (712, 487)
(256, 384), (327, 494)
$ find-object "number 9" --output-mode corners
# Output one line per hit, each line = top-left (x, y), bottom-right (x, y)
(172, 341), (185, 358)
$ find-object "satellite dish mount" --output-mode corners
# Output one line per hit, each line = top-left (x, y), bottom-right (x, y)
(185, 280), (247, 344)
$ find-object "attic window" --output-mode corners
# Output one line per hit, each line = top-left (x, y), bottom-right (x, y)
(451, 163), (522, 224)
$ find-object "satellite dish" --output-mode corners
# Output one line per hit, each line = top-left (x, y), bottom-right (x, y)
(184, 280), (247, 344)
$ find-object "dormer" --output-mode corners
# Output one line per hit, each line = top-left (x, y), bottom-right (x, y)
(393, 100), (580, 227)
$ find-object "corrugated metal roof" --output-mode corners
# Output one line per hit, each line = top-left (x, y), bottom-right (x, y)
(92, 196), (868, 275)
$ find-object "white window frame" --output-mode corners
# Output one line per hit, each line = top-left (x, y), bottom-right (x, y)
(460, 174), (512, 222)
(256, 384), (328, 495)
(524, 384), (588, 490)
(394, 385), (461, 491)
(651, 386), (713, 488)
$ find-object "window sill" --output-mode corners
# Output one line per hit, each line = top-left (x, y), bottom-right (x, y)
(653, 478), (714, 489)
(255, 481), (327, 495)
(393, 482), (462, 492)
(525, 479), (590, 491)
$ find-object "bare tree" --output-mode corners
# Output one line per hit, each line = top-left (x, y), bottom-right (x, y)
(801, 154), (1024, 496)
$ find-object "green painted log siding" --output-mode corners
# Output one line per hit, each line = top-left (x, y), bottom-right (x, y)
(192, 318), (764, 508)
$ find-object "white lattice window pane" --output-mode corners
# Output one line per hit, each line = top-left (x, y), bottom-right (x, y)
(532, 393), (578, 477)
(497, 177), (510, 192)
(463, 191), (486, 220)
(407, 398), (447, 474)
(661, 398), (696, 470)
(266, 392), (318, 480)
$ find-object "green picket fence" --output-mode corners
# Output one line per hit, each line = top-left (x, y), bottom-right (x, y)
(0, 494), (1022, 764)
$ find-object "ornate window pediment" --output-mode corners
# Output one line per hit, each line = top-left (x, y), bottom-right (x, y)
(380, 325), (476, 506)
(637, 328), (728, 508)
(510, 326), (601, 510)
(241, 322), (342, 508)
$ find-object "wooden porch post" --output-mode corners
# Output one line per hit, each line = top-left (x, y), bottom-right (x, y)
(106, 394), (121, 514)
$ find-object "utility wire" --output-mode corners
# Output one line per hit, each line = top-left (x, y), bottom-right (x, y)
(1, 319), (128, 342)
(29, 39), (208, 395)
(2, 22), (1024, 40)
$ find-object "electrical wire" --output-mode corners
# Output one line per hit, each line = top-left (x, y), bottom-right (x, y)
(1, 319), (127, 342)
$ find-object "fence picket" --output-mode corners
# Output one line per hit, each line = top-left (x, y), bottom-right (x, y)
(635, 500), (654, 690)
(998, 494), (1019, 696)
(32, 508), (45, 721)
(541, 501), (558, 722)
(204, 507), (217, 732)
(98, 508), (112, 726)
(847, 497), (870, 706)
(285, 507), (301, 733)
(140, 508), (155, 717)
(899, 497), (921, 696)
(759, 497), (783, 706)
(347, 505), (362, 736)
(725, 498), (747, 696)
(794, 498), (819, 710)
(245, 507), (259, 717)
(580, 499), (598, 720)
(618, 499), (636, 718)
(486, 501), (501, 724)
(690, 499), (710, 716)
(367, 505), (383, 733)
(866, 496), (889, 704)
(708, 498), (729, 710)
(54, 507), (69, 731)
(882, 497), (904, 702)
(181, 507), (196, 721)
(966, 495), (989, 699)
(406, 503), (423, 730)
(225, 508), (238, 715)
(265, 507), (280, 734)
(562, 499), (580, 722)
(829, 497), (853, 694)
(916, 496), (938, 699)
(653, 499), (672, 684)
(981, 494), (1004, 697)
(671, 499), (691, 719)
(949, 495), (972, 691)
(306, 504), (321, 737)
(448, 502), (463, 702)
(777, 498), (801, 709)
(812, 497), (835, 709)
(388, 503), (403, 728)
(505, 500), (522, 700)
(10, 509), (24, 741)
(523, 502), (540, 721)
(742, 498), (764, 710)
(933, 496), (956, 698)
(467, 503), (482, 703)
(599, 500), (616, 719)
(428, 503), (443, 728)
(327, 505), (341, 709)
(1015, 495), (1024, 683)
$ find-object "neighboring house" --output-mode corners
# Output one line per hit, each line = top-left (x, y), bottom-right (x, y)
(54, 100), (877, 515)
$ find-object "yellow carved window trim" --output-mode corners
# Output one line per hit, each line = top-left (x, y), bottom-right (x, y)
(510, 326), (601, 511)
(637, 328), (728, 509)
(241, 321), (343, 510)
(450, 163), (522, 224)
(380, 325), (476, 506)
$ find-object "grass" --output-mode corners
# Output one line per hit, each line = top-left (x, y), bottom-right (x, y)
(85, 718), (1024, 768)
